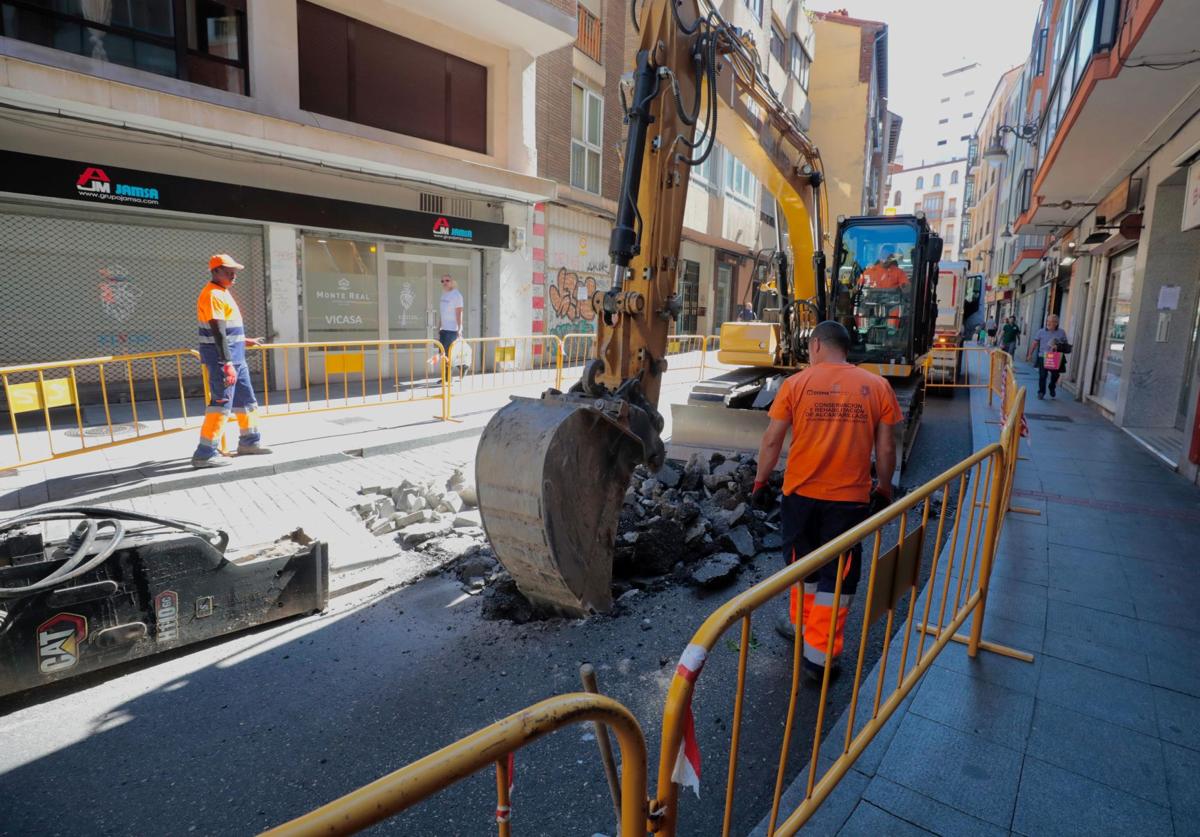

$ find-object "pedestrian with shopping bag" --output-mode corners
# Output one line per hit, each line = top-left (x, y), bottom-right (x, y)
(1027, 313), (1071, 400)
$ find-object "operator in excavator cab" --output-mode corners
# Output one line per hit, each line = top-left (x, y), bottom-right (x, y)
(861, 245), (909, 289)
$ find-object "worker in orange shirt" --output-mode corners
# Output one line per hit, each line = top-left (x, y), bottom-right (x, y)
(861, 246), (909, 289)
(192, 254), (270, 468)
(751, 320), (901, 682)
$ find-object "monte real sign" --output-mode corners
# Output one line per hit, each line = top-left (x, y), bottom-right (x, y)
(0, 151), (510, 249)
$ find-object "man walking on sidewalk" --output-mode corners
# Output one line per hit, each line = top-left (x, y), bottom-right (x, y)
(438, 274), (464, 356)
(1027, 313), (1070, 400)
(192, 254), (270, 468)
(751, 321), (902, 683)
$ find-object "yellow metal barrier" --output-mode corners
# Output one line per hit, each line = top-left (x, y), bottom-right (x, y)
(244, 340), (447, 419)
(663, 333), (707, 374)
(445, 335), (563, 399)
(922, 345), (997, 390)
(652, 378), (1029, 835)
(262, 693), (649, 837)
(560, 332), (596, 372)
(0, 349), (205, 470)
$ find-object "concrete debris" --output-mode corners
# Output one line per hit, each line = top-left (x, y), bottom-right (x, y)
(437, 492), (464, 514)
(453, 511), (482, 529)
(690, 553), (741, 587)
(421, 535), (479, 561)
(653, 465), (682, 488)
(397, 520), (453, 546)
(458, 484), (478, 508)
(722, 526), (755, 559)
(639, 478), (662, 498)
(712, 459), (741, 480)
(394, 510), (431, 529)
(762, 532), (783, 551)
(373, 497), (396, 517)
(446, 468), (467, 493)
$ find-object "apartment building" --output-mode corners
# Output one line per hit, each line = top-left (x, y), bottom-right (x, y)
(903, 61), (988, 167)
(807, 10), (896, 225)
(0, 0), (572, 374)
(988, 0), (1200, 480)
(885, 159), (969, 260)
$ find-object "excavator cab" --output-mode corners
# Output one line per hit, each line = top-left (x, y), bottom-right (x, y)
(832, 215), (943, 368)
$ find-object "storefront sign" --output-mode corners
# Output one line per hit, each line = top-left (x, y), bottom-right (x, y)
(1183, 160), (1200, 231)
(996, 274), (1011, 287)
(1, 151), (510, 249)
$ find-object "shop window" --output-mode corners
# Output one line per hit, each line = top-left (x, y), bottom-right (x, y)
(789, 36), (811, 89)
(571, 84), (603, 194)
(677, 260), (700, 334)
(297, 1), (486, 154)
(0, 0), (248, 93)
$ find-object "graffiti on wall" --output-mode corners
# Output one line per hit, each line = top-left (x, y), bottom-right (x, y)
(545, 232), (611, 338)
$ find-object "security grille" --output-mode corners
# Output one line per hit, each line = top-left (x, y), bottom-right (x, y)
(0, 207), (266, 386)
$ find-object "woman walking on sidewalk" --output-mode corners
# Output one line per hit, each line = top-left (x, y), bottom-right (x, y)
(1027, 314), (1070, 400)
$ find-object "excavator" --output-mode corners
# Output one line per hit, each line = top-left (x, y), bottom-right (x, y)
(476, 0), (942, 616)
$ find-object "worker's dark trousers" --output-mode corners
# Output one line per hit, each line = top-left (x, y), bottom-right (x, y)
(780, 494), (870, 668)
(1036, 355), (1063, 397)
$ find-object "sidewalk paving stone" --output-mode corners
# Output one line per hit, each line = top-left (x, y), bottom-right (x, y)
(1012, 757), (1174, 837)
(859, 775), (1007, 837)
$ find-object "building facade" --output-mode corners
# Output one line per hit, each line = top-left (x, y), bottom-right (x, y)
(807, 10), (896, 226)
(902, 61), (988, 167)
(982, 0), (1200, 482)
(0, 0), (573, 380)
(885, 159), (969, 260)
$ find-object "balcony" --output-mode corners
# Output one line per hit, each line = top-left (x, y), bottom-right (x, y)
(575, 6), (602, 63)
(1027, 0), (1198, 228)
(380, 0), (576, 56)
(1009, 232), (1048, 276)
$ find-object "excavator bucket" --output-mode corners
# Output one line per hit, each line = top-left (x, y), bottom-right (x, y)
(476, 395), (644, 616)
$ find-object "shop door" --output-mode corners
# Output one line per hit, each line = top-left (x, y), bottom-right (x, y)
(1092, 248), (1137, 412)
(678, 260), (699, 334)
(383, 254), (471, 373)
(714, 262), (733, 333)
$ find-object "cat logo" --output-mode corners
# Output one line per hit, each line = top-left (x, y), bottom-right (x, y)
(37, 613), (87, 674)
(155, 590), (180, 642)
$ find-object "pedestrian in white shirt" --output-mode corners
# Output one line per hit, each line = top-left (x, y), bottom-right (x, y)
(438, 275), (464, 355)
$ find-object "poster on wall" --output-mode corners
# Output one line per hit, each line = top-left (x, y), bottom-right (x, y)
(545, 227), (612, 339)
(1183, 159), (1200, 232)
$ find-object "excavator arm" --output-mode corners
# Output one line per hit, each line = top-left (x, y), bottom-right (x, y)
(476, 0), (827, 616)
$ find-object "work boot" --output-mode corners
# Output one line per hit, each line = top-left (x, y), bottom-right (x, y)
(236, 444), (273, 456)
(191, 456), (232, 469)
(775, 613), (797, 642)
(802, 658), (841, 686)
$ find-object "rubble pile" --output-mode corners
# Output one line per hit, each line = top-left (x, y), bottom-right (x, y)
(352, 454), (785, 623)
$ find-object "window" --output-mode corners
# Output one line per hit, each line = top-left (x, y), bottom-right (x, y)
(923, 194), (943, 213)
(960, 134), (971, 141)
(789, 36), (811, 89)
(298, 2), (486, 153)
(933, 174), (942, 187)
(571, 84), (603, 194)
(678, 260), (700, 334)
(948, 198), (957, 216)
(0, 0), (249, 93)
(1033, 27), (1049, 76)
(1018, 167), (1034, 214)
(964, 90), (975, 96)
(893, 190), (902, 206)
(962, 112), (973, 119)
(937, 139), (948, 146)
(770, 25), (785, 65)
(743, 0), (763, 23)
(725, 154), (757, 204)
(950, 170), (959, 185)
(939, 96), (950, 103)
(916, 176), (924, 190)
(944, 225), (955, 243)
(690, 134), (717, 185)
(938, 118), (950, 125)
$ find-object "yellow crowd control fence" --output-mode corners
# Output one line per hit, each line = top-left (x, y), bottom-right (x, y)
(262, 693), (649, 837)
(245, 339), (448, 419)
(265, 356), (1030, 835)
(922, 345), (998, 391)
(0, 349), (207, 470)
(445, 335), (563, 398)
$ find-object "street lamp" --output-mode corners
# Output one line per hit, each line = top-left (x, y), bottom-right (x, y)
(983, 122), (1039, 165)
(1000, 224), (1014, 240)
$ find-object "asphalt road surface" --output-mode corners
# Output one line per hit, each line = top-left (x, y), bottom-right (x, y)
(0, 389), (971, 836)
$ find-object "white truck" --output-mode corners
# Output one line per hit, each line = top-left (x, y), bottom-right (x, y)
(930, 261), (982, 383)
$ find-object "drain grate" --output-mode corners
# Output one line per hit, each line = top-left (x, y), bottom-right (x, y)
(1024, 413), (1073, 422)
(65, 422), (149, 438)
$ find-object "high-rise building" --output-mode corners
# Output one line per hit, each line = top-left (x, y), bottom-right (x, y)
(902, 61), (987, 167)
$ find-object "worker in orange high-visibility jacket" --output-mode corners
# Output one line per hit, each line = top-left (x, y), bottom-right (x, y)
(751, 320), (901, 683)
(192, 254), (271, 468)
